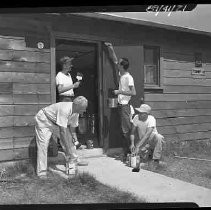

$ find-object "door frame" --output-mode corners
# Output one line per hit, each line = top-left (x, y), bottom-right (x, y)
(50, 31), (104, 148)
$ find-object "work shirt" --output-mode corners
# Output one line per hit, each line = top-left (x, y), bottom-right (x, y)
(56, 72), (74, 97)
(132, 114), (158, 140)
(118, 72), (134, 105)
(43, 102), (78, 128)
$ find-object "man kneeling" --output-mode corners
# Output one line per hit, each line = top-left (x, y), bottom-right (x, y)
(130, 104), (164, 171)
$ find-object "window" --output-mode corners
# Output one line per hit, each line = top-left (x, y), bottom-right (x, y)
(144, 46), (160, 86)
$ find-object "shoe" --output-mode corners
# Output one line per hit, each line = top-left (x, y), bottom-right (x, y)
(148, 159), (160, 171)
(77, 160), (88, 166)
(38, 174), (48, 180)
(132, 168), (140, 172)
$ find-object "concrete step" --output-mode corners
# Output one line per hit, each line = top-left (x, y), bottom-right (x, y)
(48, 148), (106, 164)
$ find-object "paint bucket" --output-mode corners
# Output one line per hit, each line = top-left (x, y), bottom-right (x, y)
(108, 97), (118, 108)
(66, 162), (77, 175)
(130, 153), (141, 168)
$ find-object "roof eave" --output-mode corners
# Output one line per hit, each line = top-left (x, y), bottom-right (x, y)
(70, 12), (211, 38)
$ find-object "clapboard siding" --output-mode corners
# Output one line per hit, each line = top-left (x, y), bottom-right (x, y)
(0, 32), (51, 159)
(0, 49), (50, 63)
(151, 108), (211, 119)
(0, 94), (13, 104)
(14, 116), (35, 126)
(13, 83), (50, 94)
(13, 136), (35, 149)
(0, 60), (50, 73)
(0, 116), (13, 127)
(145, 37), (211, 144)
(164, 131), (211, 142)
(0, 149), (14, 161)
(164, 86), (211, 94)
(163, 59), (211, 70)
(14, 105), (41, 115)
(145, 93), (211, 101)
(0, 83), (12, 93)
(0, 105), (14, 116)
(0, 138), (13, 150)
(157, 116), (211, 126)
(163, 69), (211, 79)
(0, 116), (35, 127)
(13, 94), (51, 104)
(163, 77), (211, 86)
(158, 123), (211, 135)
(147, 101), (211, 110)
(0, 72), (50, 83)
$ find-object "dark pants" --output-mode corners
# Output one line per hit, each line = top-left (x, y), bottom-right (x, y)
(118, 104), (132, 155)
(58, 95), (74, 102)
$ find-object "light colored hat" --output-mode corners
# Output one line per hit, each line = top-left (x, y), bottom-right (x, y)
(135, 104), (151, 114)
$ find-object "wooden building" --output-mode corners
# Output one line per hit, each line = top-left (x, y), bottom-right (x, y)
(0, 13), (211, 162)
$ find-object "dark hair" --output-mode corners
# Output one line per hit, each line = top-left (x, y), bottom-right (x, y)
(119, 57), (129, 70)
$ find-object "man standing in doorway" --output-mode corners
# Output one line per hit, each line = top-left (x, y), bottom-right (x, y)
(105, 43), (136, 161)
(56, 56), (82, 149)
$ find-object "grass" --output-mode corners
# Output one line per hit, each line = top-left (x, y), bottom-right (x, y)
(141, 155), (211, 189)
(0, 161), (145, 204)
(141, 139), (211, 189)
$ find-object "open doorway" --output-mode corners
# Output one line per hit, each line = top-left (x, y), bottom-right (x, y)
(55, 39), (100, 148)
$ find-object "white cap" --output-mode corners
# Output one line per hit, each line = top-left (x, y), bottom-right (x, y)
(135, 104), (151, 114)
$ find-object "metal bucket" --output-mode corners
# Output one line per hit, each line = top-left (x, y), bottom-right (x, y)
(108, 97), (118, 108)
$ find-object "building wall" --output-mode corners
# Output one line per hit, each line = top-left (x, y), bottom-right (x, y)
(0, 14), (211, 161)
(0, 16), (51, 161)
(62, 14), (211, 148)
(144, 31), (211, 150)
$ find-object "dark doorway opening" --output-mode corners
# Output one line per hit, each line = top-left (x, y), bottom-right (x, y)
(55, 39), (99, 148)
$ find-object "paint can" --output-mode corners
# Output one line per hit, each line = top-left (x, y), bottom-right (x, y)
(130, 153), (141, 168)
(66, 162), (77, 175)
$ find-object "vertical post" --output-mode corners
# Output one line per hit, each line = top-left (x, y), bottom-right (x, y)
(50, 29), (56, 103)
(98, 42), (104, 148)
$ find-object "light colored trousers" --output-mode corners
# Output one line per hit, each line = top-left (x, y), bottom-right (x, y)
(34, 110), (78, 176)
(140, 133), (164, 160)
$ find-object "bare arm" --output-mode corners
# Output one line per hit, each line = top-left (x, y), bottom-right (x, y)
(130, 124), (136, 150)
(115, 85), (136, 96)
(104, 42), (124, 76)
(136, 127), (154, 151)
(57, 82), (80, 94)
(59, 126), (71, 156)
(69, 126), (78, 142)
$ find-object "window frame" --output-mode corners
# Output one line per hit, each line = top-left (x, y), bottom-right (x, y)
(143, 45), (161, 89)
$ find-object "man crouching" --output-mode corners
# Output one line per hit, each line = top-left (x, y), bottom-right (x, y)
(130, 104), (165, 171)
(34, 96), (88, 179)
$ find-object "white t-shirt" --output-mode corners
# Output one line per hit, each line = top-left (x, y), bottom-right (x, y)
(118, 72), (134, 105)
(132, 114), (158, 139)
(56, 72), (74, 96)
(43, 102), (79, 128)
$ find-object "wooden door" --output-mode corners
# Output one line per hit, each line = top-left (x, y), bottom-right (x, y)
(102, 44), (144, 150)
